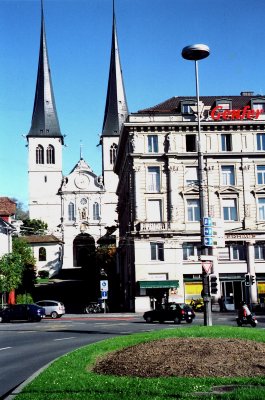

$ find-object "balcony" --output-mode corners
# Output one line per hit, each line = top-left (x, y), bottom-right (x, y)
(135, 221), (179, 234)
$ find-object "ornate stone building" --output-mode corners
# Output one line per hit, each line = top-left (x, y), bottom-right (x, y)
(115, 94), (265, 312)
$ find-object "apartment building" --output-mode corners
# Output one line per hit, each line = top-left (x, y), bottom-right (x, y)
(115, 92), (265, 312)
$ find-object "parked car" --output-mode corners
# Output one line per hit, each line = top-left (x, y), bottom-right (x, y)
(143, 302), (195, 324)
(35, 300), (65, 318)
(1, 304), (45, 323)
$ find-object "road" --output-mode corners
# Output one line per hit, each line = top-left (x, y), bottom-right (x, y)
(0, 311), (264, 399)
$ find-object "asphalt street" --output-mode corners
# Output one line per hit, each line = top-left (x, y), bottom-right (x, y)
(1, 311), (264, 399)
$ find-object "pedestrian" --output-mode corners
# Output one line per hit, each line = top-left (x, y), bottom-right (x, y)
(218, 296), (226, 312)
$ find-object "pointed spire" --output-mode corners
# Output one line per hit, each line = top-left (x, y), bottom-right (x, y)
(27, 0), (63, 141)
(102, 0), (128, 137)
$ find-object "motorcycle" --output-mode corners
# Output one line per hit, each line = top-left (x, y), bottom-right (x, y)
(190, 298), (204, 312)
(236, 315), (258, 327)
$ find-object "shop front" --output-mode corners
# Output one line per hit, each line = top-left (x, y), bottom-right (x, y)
(136, 280), (179, 312)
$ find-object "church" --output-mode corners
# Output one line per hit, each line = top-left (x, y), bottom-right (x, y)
(26, 1), (127, 280)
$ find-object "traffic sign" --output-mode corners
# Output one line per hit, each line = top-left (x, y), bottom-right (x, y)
(204, 227), (213, 236)
(204, 237), (213, 246)
(202, 261), (212, 274)
(101, 291), (108, 299)
(100, 280), (109, 291)
(203, 217), (212, 227)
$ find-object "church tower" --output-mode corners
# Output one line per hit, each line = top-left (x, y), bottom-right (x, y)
(27, 1), (63, 231)
(101, 1), (128, 228)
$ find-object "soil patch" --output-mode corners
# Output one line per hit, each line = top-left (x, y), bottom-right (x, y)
(93, 338), (265, 378)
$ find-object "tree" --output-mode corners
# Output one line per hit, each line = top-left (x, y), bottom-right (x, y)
(11, 198), (29, 220)
(0, 238), (36, 298)
(20, 218), (48, 235)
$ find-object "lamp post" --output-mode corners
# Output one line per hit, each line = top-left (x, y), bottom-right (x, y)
(182, 44), (212, 326)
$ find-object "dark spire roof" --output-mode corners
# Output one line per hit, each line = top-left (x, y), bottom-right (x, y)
(27, 0), (62, 141)
(102, 1), (128, 137)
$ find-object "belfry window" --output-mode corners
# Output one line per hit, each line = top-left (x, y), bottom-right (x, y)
(110, 144), (118, 164)
(36, 145), (44, 164)
(47, 145), (55, 164)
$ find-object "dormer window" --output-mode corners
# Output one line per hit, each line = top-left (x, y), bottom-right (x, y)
(181, 101), (196, 114)
(251, 99), (265, 114)
(215, 99), (232, 110)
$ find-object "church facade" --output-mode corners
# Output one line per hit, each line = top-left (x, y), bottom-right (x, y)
(26, 2), (127, 277)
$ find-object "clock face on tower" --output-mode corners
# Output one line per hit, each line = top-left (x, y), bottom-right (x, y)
(75, 174), (89, 189)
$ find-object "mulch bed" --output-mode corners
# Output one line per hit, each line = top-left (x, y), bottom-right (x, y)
(93, 338), (265, 378)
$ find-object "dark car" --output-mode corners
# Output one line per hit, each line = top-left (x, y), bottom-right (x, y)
(1, 304), (45, 323)
(143, 302), (195, 324)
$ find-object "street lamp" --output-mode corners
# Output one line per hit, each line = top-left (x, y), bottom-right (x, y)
(182, 44), (212, 326)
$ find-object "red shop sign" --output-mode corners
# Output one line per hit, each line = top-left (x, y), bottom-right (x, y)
(210, 105), (263, 121)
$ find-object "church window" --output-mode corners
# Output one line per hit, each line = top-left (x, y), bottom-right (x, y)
(68, 202), (75, 221)
(39, 247), (46, 261)
(93, 202), (100, 220)
(47, 144), (55, 164)
(110, 144), (118, 164)
(36, 145), (44, 164)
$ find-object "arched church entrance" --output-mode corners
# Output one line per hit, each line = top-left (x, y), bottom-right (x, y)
(73, 233), (95, 268)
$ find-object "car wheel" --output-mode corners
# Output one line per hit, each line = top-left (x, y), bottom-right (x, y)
(35, 317), (42, 322)
(174, 317), (181, 324)
(51, 311), (58, 319)
(159, 320), (164, 324)
(186, 319), (193, 324)
(145, 316), (153, 323)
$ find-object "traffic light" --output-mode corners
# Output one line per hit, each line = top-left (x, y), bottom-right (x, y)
(245, 273), (250, 287)
(209, 274), (218, 294)
(251, 275), (255, 285)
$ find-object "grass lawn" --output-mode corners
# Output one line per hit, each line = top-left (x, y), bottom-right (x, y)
(15, 326), (265, 400)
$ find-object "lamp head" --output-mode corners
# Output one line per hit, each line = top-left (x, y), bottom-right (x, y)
(182, 44), (210, 61)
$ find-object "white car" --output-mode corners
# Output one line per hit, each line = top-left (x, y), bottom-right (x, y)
(36, 300), (65, 319)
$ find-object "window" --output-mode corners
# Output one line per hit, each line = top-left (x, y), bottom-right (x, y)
(93, 202), (100, 220)
(68, 202), (75, 221)
(258, 198), (265, 220)
(183, 243), (201, 260)
(186, 134), (196, 152)
(257, 133), (265, 151)
(217, 102), (230, 110)
(255, 243), (265, 260)
(223, 198), (238, 221)
(257, 166), (265, 184)
(148, 135), (158, 153)
(36, 145), (44, 164)
(147, 199), (162, 222)
(110, 144), (118, 164)
(46, 144), (55, 164)
(221, 166), (235, 185)
(229, 244), (245, 260)
(147, 167), (160, 192)
(253, 103), (265, 113)
(39, 247), (46, 261)
(187, 199), (200, 221)
(182, 104), (193, 114)
(185, 166), (198, 185)
(221, 134), (232, 151)
(150, 242), (164, 261)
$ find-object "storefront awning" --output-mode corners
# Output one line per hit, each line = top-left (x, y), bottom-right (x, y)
(139, 280), (179, 289)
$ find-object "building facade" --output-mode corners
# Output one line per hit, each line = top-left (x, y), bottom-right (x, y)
(26, 2), (127, 278)
(115, 93), (265, 312)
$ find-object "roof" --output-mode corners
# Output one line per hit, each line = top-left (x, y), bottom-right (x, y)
(27, 1), (62, 141)
(0, 197), (16, 216)
(22, 235), (62, 244)
(137, 95), (265, 114)
(101, 7), (128, 137)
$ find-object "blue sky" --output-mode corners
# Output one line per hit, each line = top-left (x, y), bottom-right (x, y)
(1, 0), (265, 210)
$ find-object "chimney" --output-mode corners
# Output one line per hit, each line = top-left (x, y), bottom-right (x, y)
(240, 91), (254, 96)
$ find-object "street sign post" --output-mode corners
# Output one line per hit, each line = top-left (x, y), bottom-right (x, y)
(202, 261), (212, 274)
(101, 291), (108, 299)
(100, 280), (108, 291)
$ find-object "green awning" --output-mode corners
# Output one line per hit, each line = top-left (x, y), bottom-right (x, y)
(139, 280), (179, 289)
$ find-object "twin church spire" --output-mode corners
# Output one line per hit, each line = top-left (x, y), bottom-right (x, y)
(27, 0), (62, 141)
(27, 0), (127, 142)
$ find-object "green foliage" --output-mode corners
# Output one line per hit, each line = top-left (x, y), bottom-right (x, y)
(16, 293), (34, 304)
(13, 238), (36, 293)
(0, 252), (23, 292)
(15, 326), (265, 400)
(11, 198), (29, 220)
(21, 218), (48, 235)
(38, 270), (49, 279)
